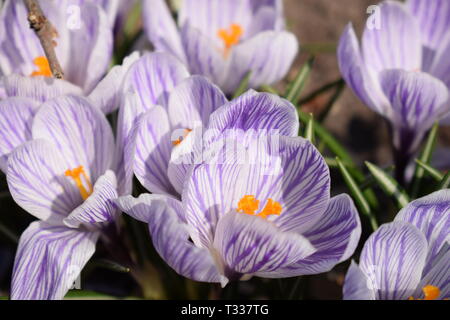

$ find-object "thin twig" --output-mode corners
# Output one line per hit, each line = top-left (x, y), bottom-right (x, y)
(24, 0), (64, 79)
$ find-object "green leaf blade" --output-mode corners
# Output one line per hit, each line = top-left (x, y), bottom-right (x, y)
(366, 161), (410, 209)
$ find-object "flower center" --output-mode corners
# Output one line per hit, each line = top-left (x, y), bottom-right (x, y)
(409, 285), (441, 300)
(217, 23), (243, 57)
(65, 166), (93, 200)
(30, 56), (52, 77)
(172, 128), (192, 146)
(237, 195), (282, 219)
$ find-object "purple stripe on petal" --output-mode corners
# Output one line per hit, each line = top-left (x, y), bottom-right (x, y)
(358, 221), (428, 300)
(116, 194), (223, 283)
(395, 189), (450, 275)
(32, 94), (115, 182)
(64, 170), (118, 228)
(0, 97), (39, 172)
(7, 140), (82, 223)
(11, 221), (98, 300)
(214, 212), (315, 277)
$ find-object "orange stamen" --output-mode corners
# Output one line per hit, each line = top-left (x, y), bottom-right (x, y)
(237, 195), (260, 215)
(172, 128), (192, 146)
(409, 285), (441, 300)
(65, 166), (93, 200)
(237, 195), (282, 219)
(30, 56), (52, 77)
(217, 23), (243, 57)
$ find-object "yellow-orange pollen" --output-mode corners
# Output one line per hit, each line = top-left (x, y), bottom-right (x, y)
(217, 23), (243, 57)
(65, 166), (93, 200)
(409, 285), (441, 300)
(30, 56), (52, 77)
(237, 195), (282, 219)
(172, 128), (192, 146)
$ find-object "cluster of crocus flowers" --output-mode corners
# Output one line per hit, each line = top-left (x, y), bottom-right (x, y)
(6, 94), (119, 299)
(117, 52), (300, 196)
(338, 1), (450, 166)
(0, 0), (139, 176)
(0, 0), (139, 113)
(114, 51), (361, 284)
(344, 190), (449, 300)
(142, 0), (298, 94)
(117, 132), (362, 285)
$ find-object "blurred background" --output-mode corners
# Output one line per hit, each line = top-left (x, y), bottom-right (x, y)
(0, 0), (449, 300)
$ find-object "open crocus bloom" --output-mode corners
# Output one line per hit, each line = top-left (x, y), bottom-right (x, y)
(116, 52), (299, 195)
(338, 0), (450, 157)
(343, 190), (449, 300)
(6, 94), (118, 300)
(116, 135), (361, 286)
(142, 0), (298, 94)
(0, 0), (138, 113)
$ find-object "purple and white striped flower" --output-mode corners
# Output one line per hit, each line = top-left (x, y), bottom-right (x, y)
(142, 0), (298, 94)
(116, 134), (361, 286)
(343, 189), (449, 300)
(117, 52), (299, 196)
(0, 0), (138, 113)
(338, 0), (450, 157)
(6, 94), (119, 300)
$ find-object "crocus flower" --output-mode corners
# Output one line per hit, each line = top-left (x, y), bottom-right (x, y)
(0, 0), (138, 113)
(343, 189), (449, 300)
(338, 1), (450, 161)
(116, 133), (361, 286)
(116, 52), (299, 195)
(6, 94), (118, 300)
(142, 0), (298, 94)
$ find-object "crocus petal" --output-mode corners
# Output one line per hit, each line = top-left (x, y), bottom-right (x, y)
(183, 136), (330, 248)
(114, 92), (140, 195)
(133, 106), (176, 195)
(380, 69), (449, 153)
(247, 6), (278, 37)
(250, 0), (285, 30)
(11, 221), (98, 300)
(395, 189), (450, 274)
(32, 94), (115, 182)
(0, 97), (39, 172)
(358, 221), (428, 300)
(64, 170), (118, 228)
(179, 0), (253, 40)
(207, 90), (299, 140)
(224, 31), (298, 93)
(407, 0), (450, 52)
(142, 0), (186, 62)
(119, 53), (189, 165)
(7, 140), (81, 223)
(116, 194), (223, 283)
(64, 2), (113, 93)
(115, 53), (189, 194)
(167, 127), (203, 195)
(429, 33), (450, 88)
(213, 211), (315, 278)
(122, 52), (190, 111)
(180, 23), (229, 90)
(168, 75), (227, 129)
(266, 194), (361, 277)
(343, 261), (376, 300)
(414, 245), (449, 300)
(361, 1), (422, 75)
(2, 74), (83, 102)
(337, 23), (388, 115)
(271, 137), (331, 234)
(88, 51), (140, 114)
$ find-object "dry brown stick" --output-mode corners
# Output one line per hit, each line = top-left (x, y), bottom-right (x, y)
(24, 0), (64, 79)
